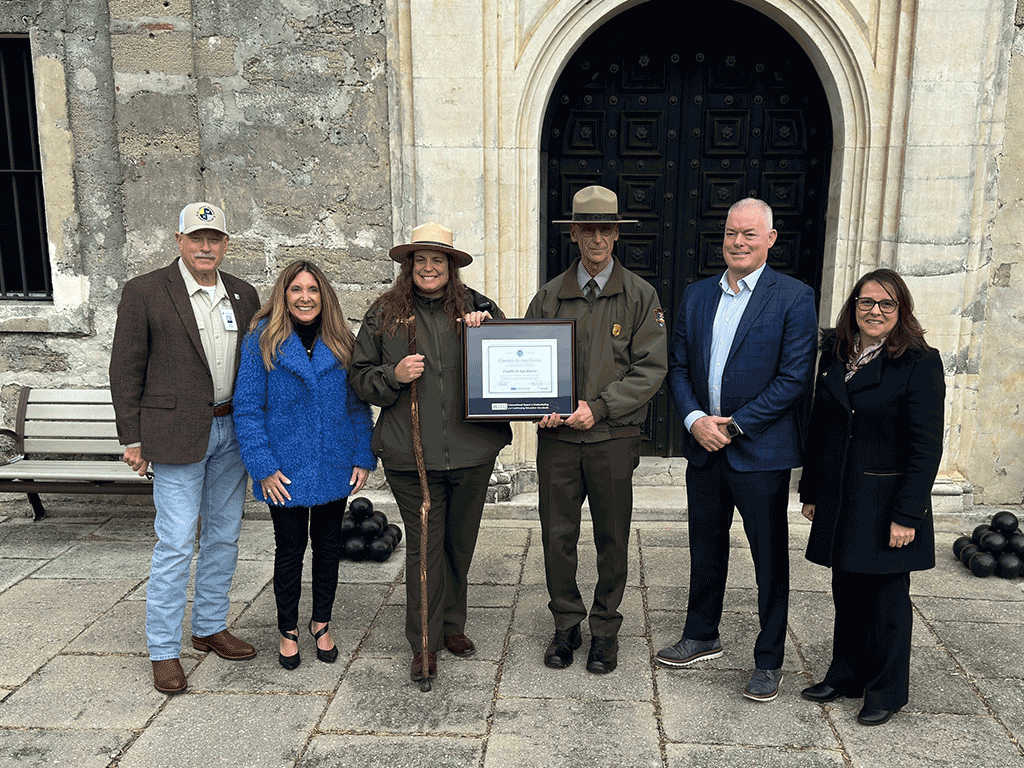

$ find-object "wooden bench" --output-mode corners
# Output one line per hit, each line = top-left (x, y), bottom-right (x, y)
(0, 387), (152, 520)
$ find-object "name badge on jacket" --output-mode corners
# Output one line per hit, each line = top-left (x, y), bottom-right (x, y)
(220, 305), (238, 331)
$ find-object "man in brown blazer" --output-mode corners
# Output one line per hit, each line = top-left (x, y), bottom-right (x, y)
(110, 202), (260, 694)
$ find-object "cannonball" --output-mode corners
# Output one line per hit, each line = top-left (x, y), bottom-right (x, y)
(374, 511), (389, 528)
(968, 551), (997, 577)
(989, 510), (1020, 536)
(348, 496), (374, 522)
(952, 536), (973, 560)
(971, 524), (991, 544)
(359, 516), (384, 539)
(368, 537), (394, 562)
(997, 552), (1023, 579)
(340, 513), (358, 536)
(1009, 533), (1024, 558)
(344, 535), (367, 561)
(980, 530), (1008, 554)
(386, 523), (403, 545)
(959, 543), (981, 566)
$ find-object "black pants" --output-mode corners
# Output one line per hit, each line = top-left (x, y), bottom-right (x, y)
(683, 452), (791, 669)
(269, 498), (347, 634)
(385, 462), (494, 652)
(536, 435), (640, 637)
(824, 569), (912, 710)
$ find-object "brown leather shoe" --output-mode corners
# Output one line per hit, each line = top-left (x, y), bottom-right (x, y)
(410, 651), (437, 681)
(444, 634), (476, 658)
(152, 659), (187, 694)
(191, 630), (257, 660)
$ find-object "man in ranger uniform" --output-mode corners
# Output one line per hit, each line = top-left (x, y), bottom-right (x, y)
(526, 185), (668, 675)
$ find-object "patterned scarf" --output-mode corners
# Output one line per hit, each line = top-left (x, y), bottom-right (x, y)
(845, 335), (886, 382)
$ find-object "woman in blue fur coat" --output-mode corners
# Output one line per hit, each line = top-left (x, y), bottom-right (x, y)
(234, 260), (376, 670)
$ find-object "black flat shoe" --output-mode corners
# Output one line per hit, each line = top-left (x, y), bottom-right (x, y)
(801, 681), (863, 702)
(279, 630), (300, 670)
(309, 620), (338, 664)
(544, 624), (582, 669)
(857, 706), (901, 726)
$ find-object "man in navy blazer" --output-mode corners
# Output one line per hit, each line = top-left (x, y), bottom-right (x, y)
(655, 198), (817, 702)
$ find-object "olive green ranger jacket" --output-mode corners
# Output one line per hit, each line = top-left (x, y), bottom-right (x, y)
(525, 258), (668, 443)
(350, 291), (512, 472)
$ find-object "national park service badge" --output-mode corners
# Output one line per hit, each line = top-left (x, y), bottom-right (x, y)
(612, 323), (622, 337)
(654, 307), (666, 329)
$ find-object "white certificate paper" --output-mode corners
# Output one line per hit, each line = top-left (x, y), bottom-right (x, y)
(482, 339), (558, 396)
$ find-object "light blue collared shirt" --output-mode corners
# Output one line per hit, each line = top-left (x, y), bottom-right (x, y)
(576, 259), (614, 296)
(684, 263), (768, 434)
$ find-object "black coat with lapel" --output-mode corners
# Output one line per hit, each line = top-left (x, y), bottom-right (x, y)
(799, 339), (945, 573)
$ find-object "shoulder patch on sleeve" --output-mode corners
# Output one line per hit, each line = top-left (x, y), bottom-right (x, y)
(654, 307), (666, 329)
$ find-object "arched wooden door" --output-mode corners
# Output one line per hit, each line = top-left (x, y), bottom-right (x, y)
(541, 0), (833, 457)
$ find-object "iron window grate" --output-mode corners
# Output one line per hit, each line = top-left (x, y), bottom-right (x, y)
(0, 35), (51, 300)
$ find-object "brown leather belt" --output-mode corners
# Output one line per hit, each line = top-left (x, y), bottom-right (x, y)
(213, 401), (233, 417)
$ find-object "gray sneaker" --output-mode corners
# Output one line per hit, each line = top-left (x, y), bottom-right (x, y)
(654, 636), (723, 667)
(743, 668), (783, 702)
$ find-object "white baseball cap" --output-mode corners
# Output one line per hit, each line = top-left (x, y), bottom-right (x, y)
(178, 202), (228, 235)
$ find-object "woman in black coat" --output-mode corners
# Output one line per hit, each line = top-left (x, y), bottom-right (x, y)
(798, 269), (944, 727)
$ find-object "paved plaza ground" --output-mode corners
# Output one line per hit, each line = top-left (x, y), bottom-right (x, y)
(0, 489), (1022, 768)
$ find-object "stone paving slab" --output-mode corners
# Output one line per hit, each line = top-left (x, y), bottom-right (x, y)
(835, 713), (1024, 767)
(301, 734), (483, 768)
(322, 657), (496, 735)
(0, 728), (133, 768)
(657, 668), (837, 747)
(116, 692), (328, 768)
(665, 744), (847, 768)
(0, 577), (139, 687)
(485, 698), (663, 768)
(0, 654), (192, 729)
(499, 633), (654, 701)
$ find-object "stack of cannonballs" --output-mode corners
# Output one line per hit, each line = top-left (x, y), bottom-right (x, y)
(342, 497), (403, 563)
(952, 510), (1024, 579)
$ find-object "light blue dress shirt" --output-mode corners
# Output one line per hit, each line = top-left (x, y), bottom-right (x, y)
(684, 263), (768, 434)
(576, 259), (614, 296)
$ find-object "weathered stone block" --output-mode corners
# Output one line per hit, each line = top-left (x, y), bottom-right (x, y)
(110, 31), (194, 75)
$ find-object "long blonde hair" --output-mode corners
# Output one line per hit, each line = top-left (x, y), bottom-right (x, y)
(249, 260), (355, 370)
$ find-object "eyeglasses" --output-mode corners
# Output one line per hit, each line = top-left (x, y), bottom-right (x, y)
(855, 297), (898, 314)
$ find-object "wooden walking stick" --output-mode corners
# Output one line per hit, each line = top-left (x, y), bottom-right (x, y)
(407, 315), (433, 692)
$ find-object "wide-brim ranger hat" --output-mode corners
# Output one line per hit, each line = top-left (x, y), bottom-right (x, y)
(178, 202), (228, 235)
(552, 185), (638, 225)
(388, 222), (473, 268)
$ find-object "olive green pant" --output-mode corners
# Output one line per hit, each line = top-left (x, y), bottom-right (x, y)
(385, 462), (495, 652)
(537, 435), (640, 637)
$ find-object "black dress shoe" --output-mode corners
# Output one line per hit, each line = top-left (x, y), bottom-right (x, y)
(801, 681), (863, 702)
(544, 624), (582, 669)
(586, 635), (618, 674)
(857, 706), (900, 726)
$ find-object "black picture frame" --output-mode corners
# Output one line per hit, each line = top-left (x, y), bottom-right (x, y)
(463, 319), (576, 420)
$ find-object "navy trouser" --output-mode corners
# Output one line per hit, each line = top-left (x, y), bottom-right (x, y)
(683, 451), (791, 669)
(824, 569), (913, 710)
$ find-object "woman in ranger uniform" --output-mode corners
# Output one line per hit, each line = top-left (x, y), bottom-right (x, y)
(350, 223), (511, 683)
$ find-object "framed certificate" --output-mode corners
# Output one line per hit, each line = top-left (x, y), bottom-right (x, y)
(463, 319), (576, 420)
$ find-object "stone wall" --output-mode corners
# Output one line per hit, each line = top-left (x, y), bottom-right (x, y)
(973, 8), (1024, 503)
(0, 0), (392, 440)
